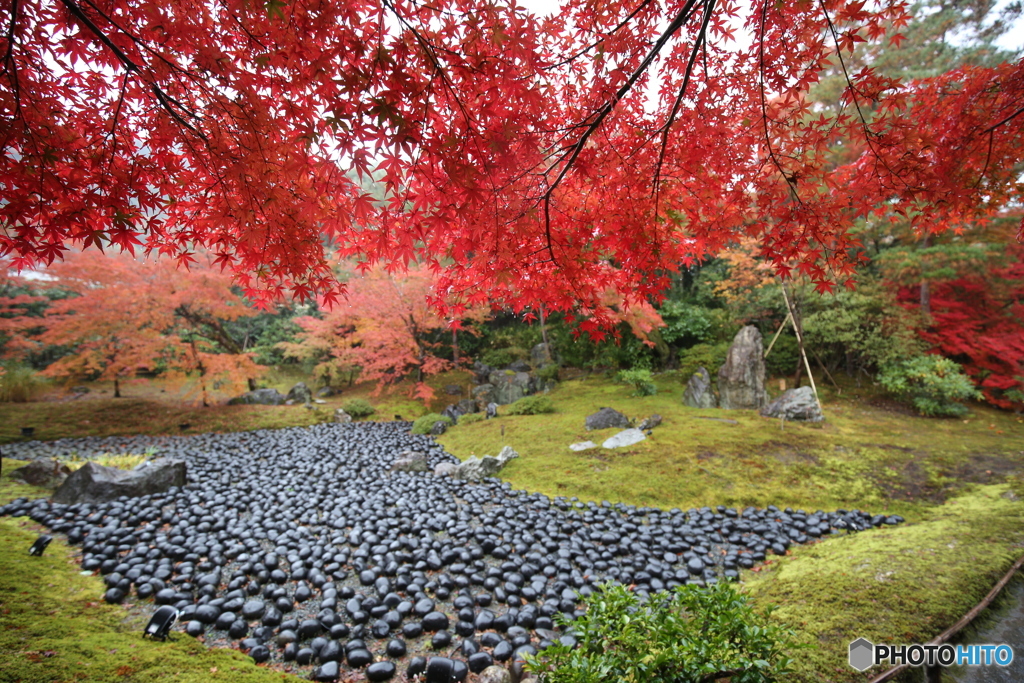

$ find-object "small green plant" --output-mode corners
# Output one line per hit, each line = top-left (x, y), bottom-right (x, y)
(878, 354), (982, 418)
(411, 413), (454, 434)
(527, 581), (798, 683)
(0, 364), (47, 403)
(341, 398), (376, 418)
(676, 342), (730, 381)
(535, 364), (560, 383)
(458, 412), (486, 425)
(615, 368), (657, 396)
(505, 395), (555, 415)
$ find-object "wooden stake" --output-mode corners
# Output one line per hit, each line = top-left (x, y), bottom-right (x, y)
(780, 282), (822, 416)
(764, 311), (793, 359)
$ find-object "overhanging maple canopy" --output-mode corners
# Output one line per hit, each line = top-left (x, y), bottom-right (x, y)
(1, 0), (1021, 321)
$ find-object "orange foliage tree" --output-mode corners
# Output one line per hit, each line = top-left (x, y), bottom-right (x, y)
(20, 252), (263, 401)
(281, 265), (486, 400)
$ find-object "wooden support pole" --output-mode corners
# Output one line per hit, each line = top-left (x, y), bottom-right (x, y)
(780, 282), (822, 416)
(764, 311), (792, 359)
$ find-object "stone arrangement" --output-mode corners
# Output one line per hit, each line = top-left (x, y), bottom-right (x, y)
(1, 423), (902, 682)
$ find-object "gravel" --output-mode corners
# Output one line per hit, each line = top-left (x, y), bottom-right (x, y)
(1, 422), (904, 682)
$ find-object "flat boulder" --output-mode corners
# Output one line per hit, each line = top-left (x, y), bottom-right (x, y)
(569, 441), (598, 452)
(452, 446), (519, 481)
(333, 408), (352, 424)
(10, 459), (72, 488)
(682, 367), (717, 408)
(228, 388), (286, 406)
(602, 428), (646, 449)
(760, 386), (823, 422)
(53, 459), (186, 505)
(717, 326), (769, 410)
(585, 407), (630, 431)
(391, 451), (428, 473)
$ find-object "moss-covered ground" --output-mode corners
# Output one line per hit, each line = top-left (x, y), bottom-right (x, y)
(2, 370), (1023, 681)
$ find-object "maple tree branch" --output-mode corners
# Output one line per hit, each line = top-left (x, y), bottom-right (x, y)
(653, 0), (716, 209)
(983, 104), (1024, 134)
(59, 0), (139, 72)
(757, 0), (800, 202)
(542, 0), (655, 70)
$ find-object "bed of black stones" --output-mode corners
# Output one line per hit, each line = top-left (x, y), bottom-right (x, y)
(1, 422), (904, 682)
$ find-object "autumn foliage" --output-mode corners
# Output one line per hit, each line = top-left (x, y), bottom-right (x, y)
(0, 0), (1020, 326)
(1, 252), (264, 401)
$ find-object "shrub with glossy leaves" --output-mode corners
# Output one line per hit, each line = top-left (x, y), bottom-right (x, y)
(878, 354), (982, 417)
(526, 582), (798, 683)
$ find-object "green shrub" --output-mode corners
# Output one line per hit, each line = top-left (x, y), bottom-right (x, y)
(615, 368), (657, 396)
(505, 395), (555, 415)
(763, 332), (800, 377)
(535, 364), (560, 382)
(526, 582), (798, 683)
(480, 347), (529, 368)
(457, 412), (486, 425)
(0, 364), (46, 403)
(676, 342), (730, 380)
(341, 398), (376, 418)
(878, 354), (982, 417)
(411, 413), (454, 434)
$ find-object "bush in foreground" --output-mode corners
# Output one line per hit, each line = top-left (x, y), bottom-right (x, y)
(527, 582), (798, 683)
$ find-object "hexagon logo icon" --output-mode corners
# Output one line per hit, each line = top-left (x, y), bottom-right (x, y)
(849, 638), (875, 672)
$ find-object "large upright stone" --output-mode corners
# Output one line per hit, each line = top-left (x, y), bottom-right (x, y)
(53, 459), (187, 505)
(717, 326), (769, 410)
(286, 382), (313, 404)
(760, 386), (823, 422)
(682, 367), (717, 408)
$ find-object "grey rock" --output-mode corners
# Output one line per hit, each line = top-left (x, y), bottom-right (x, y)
(473, 384), (498, 410)
(487, 371), (532, 405)
(530, 342), (556, 368)
(391, 451), (429, 473)
(718, 326), (770, 410)
(10, 459), (72, 488)
(316, 387), (337, 398)
(430, 421), (449, 436)
(286, 382), (313, 404)
(760, 386), (823, 422)
(496, 446), (519, 465)
(472, 361), (493, 384)
(228, 388), (286, 406)
(508, 360), (532, 373)
(585, 407), (630, 431)
(53, 459), (186, 505)
(433, 463), (458, 477)
(333, 408), (352, 424)
(485, 402), (499, 419)
(444, 384), (463, 396)
(637, 414), (662, 431)
(569, 441), (598, 452)
(441, 404), (463, 424)
(456, 398), (478, 415)
(479, 665), (513, 683)
(682, 367), (717, 409)
(452, 446), (518, 481)
(602, 428), (646, 449)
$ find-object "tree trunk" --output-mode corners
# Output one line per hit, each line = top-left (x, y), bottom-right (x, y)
(248, 377), (257, 391)
(452, 328), (459, 364)
(114, 376), (121, 398)
(920, 233), (931, 316)
(539, 306), (549, 348)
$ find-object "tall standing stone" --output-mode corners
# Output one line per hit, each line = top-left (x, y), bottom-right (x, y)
(682, 367), (717, 408)
(717, 326), (769, 410)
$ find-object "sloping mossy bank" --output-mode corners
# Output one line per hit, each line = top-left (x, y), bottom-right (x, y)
(0, 459), (304, 683)
(742, 483), (1024, 683)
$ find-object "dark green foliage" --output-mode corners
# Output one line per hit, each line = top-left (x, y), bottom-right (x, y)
(526, 582), (798, 683)
(411, 413), (453, 434)
(763, 333), (800, 378)
(480, 347), (526, 368)
(879, 355), (982, 417)
(536, 364), (560, 382)
(458, 412), (485, 425)
(341, 398), (375, 418)
(505, 395), (555, 415)
(615, 368), (657, 396)
(658, 301), (716, 346)
(676, 342), (730, 381)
